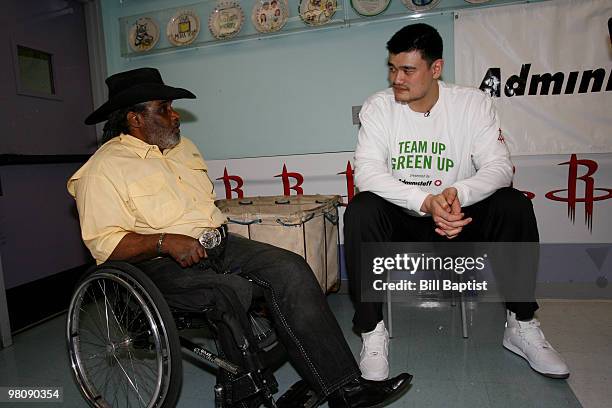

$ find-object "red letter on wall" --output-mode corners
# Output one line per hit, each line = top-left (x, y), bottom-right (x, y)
(275, 164), (304, 196)
(216, 167), (244, 199)
(338, 161), (355, 204)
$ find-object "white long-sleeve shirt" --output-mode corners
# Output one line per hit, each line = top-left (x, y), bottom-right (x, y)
(355, 81), (513, 216)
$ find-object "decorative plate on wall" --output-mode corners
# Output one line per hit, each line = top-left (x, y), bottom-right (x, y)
(401, 0), (441, 12)
(167, 10), (200, 46)
(209, 1), (245, 40)
(252, 0), (289, 33)
(299, 0), (337, 27)
(351, 0), (391, 17)
(128, 17), (160, 52)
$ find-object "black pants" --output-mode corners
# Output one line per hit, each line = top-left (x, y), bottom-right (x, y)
(343, 188), (540, 333)
(138, 233), (360, 397)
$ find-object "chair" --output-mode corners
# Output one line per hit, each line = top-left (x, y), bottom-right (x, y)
(385, 263), (469, 339)
(66, 261), (316, 407)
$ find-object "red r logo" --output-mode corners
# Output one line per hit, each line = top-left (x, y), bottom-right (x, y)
(337, 161), (355, 204)
(216, 167), (244, 199)
(545, 154), (612, 232)
(275, 164), (304, 196)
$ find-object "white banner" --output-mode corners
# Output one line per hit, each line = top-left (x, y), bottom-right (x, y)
(204, 151), (611, 280)
(454, 0), (612, 155)
(205, 151), (612, 243)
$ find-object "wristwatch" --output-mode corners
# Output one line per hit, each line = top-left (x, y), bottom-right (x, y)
(198, 227), (222, 249)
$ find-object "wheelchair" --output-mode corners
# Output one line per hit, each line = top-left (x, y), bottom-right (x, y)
(66, 261), (319, 408)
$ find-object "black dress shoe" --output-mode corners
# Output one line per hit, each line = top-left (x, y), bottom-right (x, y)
(327, 373), (413, 408)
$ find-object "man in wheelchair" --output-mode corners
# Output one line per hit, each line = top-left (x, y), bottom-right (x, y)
(66, 67), (412, 407)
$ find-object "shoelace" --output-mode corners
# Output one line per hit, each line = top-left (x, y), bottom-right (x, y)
(517, 320), (552, 349)
(363, 330), (387, 356)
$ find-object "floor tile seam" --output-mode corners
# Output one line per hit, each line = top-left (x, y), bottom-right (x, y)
(566, 379), (612, 389)
(558, 382), (591, 407)
(554, 344), (612, 353)
(482, 378), (576, 388)
(478, 379), (500, 408)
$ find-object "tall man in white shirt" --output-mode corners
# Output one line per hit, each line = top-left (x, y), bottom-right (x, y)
(344, 23), (569, 381)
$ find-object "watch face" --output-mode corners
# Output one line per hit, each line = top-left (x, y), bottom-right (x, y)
(199, 229), (221, 249)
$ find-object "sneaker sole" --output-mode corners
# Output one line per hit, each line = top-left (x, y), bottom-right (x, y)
(360, 371), (390, 381)
(503, 339), (570, 379)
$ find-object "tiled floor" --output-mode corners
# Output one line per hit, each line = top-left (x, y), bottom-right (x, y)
(535, 300), (612, 408)
(0, 295), (610, 407)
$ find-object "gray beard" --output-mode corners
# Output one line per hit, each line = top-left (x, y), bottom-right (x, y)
(148, 127), (180, 150)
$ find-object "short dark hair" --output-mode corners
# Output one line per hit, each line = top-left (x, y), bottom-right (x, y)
(101, 102), (148, 142)
(386, 23), (443, 66)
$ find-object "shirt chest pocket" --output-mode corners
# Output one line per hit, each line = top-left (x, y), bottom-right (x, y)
(127, 172), (185, 229)
(185, 157), (214, 194)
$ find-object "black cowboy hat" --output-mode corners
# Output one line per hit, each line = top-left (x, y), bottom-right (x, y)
(84, 67), (196, 125)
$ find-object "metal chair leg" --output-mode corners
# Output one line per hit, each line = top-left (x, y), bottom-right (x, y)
(386, 271), (393, 338)
(452, 270), (469, 339)
(460, 292), (469, 339)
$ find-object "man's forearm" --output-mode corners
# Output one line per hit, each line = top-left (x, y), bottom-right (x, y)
(108, 232), (207, 267)
(355, 160), (430, 214)
(108, 232), (162, 263)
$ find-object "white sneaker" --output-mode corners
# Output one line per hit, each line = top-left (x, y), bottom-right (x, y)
(503, 311), (570, 379)
(359, 320), (389, 381)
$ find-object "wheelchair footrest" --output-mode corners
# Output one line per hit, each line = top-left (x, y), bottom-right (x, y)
(276, 380), (319, 408)
(225, 370), (278, 405)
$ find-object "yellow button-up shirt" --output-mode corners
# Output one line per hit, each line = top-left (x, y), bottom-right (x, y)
(67, 134), (227, 264)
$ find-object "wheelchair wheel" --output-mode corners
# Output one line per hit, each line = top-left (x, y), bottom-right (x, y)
(67, 263), (182, 408)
